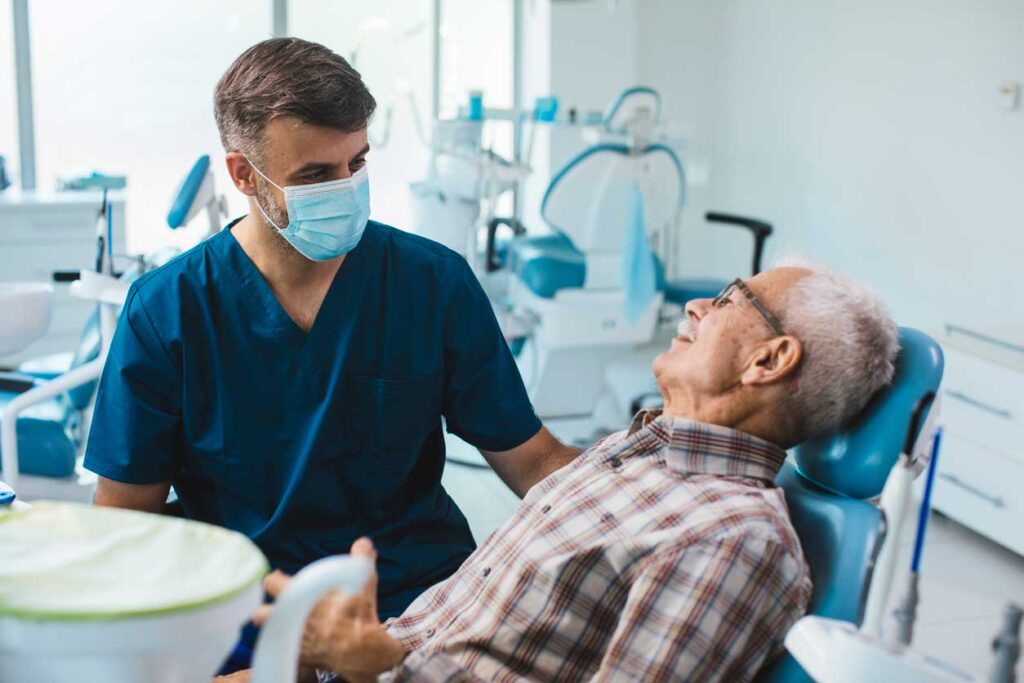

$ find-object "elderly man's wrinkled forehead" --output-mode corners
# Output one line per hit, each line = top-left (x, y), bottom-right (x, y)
(745, 267), (814, 313)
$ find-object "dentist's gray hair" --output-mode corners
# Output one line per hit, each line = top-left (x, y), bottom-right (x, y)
(774, 253), (899, 441)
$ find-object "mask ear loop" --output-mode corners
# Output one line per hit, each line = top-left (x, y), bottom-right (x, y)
(246, 158), (287, 231)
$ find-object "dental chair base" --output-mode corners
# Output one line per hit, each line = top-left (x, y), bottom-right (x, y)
(513, 282), (662, 418)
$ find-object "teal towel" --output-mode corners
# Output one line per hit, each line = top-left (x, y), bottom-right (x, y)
(621, 184), (658, 323)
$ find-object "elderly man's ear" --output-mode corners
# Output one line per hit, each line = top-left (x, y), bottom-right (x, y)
(740, 336), (803, 386)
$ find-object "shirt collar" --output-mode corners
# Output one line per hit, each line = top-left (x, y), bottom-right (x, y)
(623, 409), (787, 483)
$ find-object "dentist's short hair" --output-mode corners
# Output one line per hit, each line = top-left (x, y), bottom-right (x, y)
(774, 254), (899, 441)
(215, 38), (376, 161)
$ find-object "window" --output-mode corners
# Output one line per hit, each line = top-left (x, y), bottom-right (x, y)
(0, 0), (18, 184)
(29, 1), (271, 253)
(290, 0), (435, 233)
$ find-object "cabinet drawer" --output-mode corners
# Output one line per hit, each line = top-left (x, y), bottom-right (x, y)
(940, 348), (1024, 457)
(932, 432), (1024, 556)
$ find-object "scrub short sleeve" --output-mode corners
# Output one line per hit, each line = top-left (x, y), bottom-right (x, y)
(442, 260), (541, 452)
(83, 287), (182, 484)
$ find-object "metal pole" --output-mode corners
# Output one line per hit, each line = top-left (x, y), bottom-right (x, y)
(12, 0), (37, 190)
(431, 0), (442, 122)
(512, 0), (523, 221)
(428, 0), (441, 175)
(272, 0), (287, 37)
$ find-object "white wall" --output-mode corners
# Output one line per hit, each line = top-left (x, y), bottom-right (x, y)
(519, 0), (642, 232)
(638, 0), (1024, 331)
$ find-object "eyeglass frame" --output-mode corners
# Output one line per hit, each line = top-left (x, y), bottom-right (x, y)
(711, 278), (786, 337)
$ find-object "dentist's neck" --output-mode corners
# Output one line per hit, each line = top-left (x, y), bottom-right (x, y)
(233, 210), (343, 291)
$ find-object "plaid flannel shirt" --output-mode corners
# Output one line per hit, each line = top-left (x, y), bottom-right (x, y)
(386, 411), (812, 682)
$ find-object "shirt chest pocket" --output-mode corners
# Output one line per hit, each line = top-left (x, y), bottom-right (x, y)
(344, 373), (443, 459)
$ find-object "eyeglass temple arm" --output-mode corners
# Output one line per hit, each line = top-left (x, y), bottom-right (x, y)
(705, 213), (774, 276)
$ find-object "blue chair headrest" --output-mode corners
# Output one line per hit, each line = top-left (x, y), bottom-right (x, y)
(167, 155), (211, 229)
(793, 327), (944, 500)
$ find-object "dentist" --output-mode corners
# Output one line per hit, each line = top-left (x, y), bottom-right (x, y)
(83, 37), (577, 671)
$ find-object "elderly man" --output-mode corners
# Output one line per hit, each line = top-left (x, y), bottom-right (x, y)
(221, 260), (899, 683)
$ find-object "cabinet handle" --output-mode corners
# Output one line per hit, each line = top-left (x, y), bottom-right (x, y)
(946, 390), (1012, 420)
(938, 473), (1006, 509)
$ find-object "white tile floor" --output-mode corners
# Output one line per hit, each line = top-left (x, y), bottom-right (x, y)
(441, 430), (1024, 681)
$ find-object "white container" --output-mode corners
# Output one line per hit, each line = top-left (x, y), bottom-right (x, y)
(0, 282), (53, 356)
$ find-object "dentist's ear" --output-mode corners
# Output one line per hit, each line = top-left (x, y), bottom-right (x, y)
(740, 336), (802, 386)
(225, 152), (259, 196)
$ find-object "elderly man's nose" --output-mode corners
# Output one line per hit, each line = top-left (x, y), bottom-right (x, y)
(685, 298), (711, 323)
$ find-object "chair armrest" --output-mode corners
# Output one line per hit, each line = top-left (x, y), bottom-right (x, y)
(706, 212), (774, 275)
(485, 217), (527, 273)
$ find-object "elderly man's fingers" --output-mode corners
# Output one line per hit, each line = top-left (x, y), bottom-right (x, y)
(211, 670), (251, 682)
(252, 603), (273, 626)
(264, 570), (292, 598)
(351, 536), (376, 559)
(351, 537), (380, 616)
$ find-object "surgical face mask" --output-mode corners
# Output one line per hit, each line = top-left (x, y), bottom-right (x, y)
(249, 161), (371, 261)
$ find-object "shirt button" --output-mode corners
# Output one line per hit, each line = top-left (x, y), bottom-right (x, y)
(541, 504), (551, 513)
(609, 457), (623, 469)
(482, 567), (491, 577)
(425, 628), (435, 637)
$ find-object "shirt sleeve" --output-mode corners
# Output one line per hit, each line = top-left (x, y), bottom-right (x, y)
(442, 259), (541, 452)
(83, 287), (183, 484)
(591, 535), (811, 683)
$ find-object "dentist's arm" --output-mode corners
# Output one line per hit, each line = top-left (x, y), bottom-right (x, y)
(94, 476), (171, 515)
(480, 427), (580, 498)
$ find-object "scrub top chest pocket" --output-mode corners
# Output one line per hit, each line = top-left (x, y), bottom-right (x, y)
(346, 373), (443, 464)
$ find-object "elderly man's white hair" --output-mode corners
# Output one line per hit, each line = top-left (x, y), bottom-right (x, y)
(773, 254), (900, 440)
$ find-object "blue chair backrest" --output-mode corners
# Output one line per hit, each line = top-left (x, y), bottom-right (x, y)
(166, 154), (211, 229)
(754, 463), (883, 683)
(794, 327), (944, 500)
(754, 328), (944, 683)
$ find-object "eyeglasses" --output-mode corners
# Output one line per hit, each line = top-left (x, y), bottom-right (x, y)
(711, 278), (786, 337)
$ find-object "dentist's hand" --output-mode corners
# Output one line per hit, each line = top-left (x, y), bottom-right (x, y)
(253, 538), (407, 683)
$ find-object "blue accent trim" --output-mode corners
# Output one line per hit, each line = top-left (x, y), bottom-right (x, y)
(602, 86), (661, 130)
(0, 482), (14, 506)
(540, 142), (685, 244)
(911, 428), (942, 573)
(166, 155), (210, 229)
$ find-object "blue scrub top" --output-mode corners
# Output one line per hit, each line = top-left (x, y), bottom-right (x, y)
(84, 219), (541, 618)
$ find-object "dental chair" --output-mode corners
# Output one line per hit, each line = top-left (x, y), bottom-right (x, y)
(0, 155), (224, 500)
(502, 88), (775, 418)
(754, 327), (944, 683)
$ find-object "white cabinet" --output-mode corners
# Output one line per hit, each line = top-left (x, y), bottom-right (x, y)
(934, 326), (1024, 556)
(0, 190), (127, 365)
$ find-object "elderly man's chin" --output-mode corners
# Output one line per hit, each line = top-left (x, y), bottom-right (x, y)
(652, 337), (691, 379)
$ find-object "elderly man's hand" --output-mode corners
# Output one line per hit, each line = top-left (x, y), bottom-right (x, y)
(253, 538), (406, 683)
(211, 667), (318, 683)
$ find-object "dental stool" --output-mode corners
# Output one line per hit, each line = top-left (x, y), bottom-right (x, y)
(754, 327), (944, 683)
